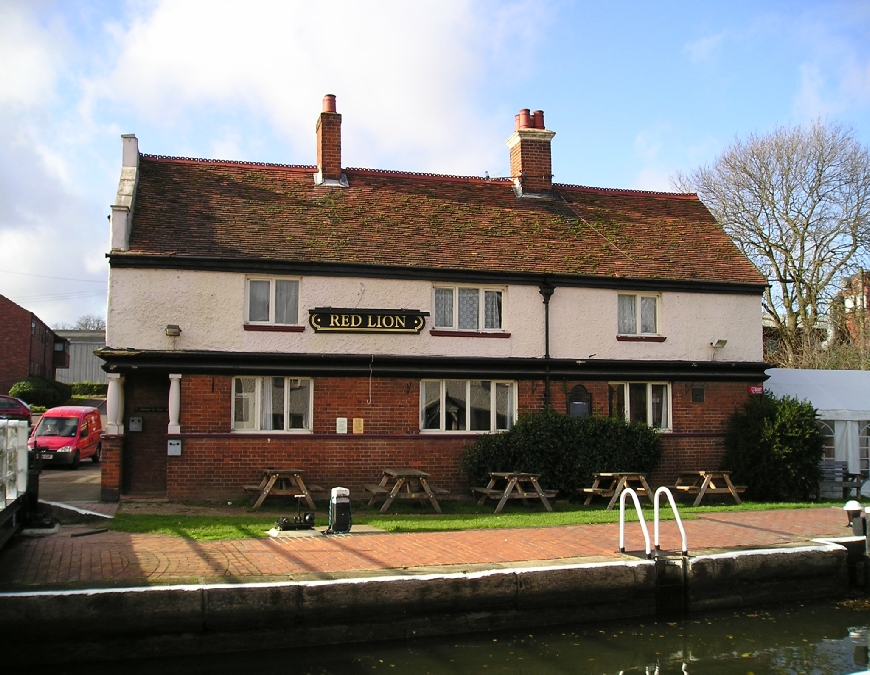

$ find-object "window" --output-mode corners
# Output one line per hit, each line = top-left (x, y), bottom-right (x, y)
(818, 421), (835, 462)
(618, 294), (659, 335)
(232, 377), (312, 432)
(860, 421), (869, 477)
(421, 380), (515, 432)
(608, 382), (671, 430)
(247, 278), (299, 325)
(434, 287), (503, 331)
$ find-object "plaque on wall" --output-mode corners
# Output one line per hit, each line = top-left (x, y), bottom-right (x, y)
(309, 308), (428, 334)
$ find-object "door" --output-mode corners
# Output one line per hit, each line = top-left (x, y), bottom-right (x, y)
(122, 374), (169, 496)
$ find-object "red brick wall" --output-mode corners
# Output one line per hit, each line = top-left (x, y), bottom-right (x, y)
(124, 373), (758, 501)
(0, 296), (57, 394)
(100, 435), (123, 502)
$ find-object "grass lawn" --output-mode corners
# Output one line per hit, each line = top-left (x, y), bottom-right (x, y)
(107, 498), (837, 542)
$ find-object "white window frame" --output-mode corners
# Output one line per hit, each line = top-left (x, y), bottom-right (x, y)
(860, 421), (869, 477)
(617, 293), (660, 336)
(818, 421), (836, 462)
(608, 381), (672, 431)
(433, 286), (505, 332)
(232, 376), (313, 433)
(420, 380), (516, 433)
(245, 277), (300, 325)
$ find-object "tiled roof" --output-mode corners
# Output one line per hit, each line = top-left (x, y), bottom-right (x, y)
(123, 155), (766, 286)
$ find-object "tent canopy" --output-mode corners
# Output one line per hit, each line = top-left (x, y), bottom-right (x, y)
(764, 368), (870, 421)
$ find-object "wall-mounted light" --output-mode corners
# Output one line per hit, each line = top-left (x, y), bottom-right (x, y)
(165, 325), (182, 337)
(711, 339), (727, 349)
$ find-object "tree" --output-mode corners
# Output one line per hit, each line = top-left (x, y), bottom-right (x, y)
(673, 120), (870, 366)
(54, 314), (106, 331)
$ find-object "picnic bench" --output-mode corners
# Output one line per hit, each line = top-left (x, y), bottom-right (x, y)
(582, 472), (652, 510)
(244, 468), (323, 510)
(364, 468), (448, 513)
(472, 472), (556, 514)
(672, 470), (746, 506)
(816, 460), (867, 500)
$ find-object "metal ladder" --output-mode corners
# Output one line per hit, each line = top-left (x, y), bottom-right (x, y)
(619, 486), (688, 557)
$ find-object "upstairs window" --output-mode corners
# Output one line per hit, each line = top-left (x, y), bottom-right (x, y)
(247, 278), (299, 325)
(618, 294), (659, 335)
(434, 287), (503, 331)
(233, 376), (312, 432)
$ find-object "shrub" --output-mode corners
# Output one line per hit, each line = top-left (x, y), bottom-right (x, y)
(70, 382), (108, 397)
(460, 409), (662, 500)
(8, 377), (72, 408)
(721, 392), (824, 500)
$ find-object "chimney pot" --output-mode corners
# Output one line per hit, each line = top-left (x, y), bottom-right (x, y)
(518, 109), (531, 129)
(533, 110), (545, 129)
(515, 113), (521, 131)
(323, 94), (337, 113)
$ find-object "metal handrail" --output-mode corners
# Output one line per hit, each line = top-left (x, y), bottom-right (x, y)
(653, 486), (688, 556)
(619, 487), (651, 558)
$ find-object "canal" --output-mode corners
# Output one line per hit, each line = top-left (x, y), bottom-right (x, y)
(56, 597), (870, 674)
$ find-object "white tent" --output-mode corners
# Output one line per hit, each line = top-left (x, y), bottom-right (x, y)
(764, 368), (870, 495)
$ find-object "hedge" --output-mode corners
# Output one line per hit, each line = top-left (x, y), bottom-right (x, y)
(70, 382), (108, 397)
(721, 391), (824, 500)
(460, 409), (662, 501)
(8, 377), (72, 408)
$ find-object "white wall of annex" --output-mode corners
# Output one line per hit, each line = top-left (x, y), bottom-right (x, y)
(107, 269), (762, 362)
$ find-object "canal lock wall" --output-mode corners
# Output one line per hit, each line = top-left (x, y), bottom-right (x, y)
(0, 541), (860, 664)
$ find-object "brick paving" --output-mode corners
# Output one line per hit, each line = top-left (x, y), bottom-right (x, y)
(0, 506), (852, 590)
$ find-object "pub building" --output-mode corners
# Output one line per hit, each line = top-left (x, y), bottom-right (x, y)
(98, 95), (767, 502)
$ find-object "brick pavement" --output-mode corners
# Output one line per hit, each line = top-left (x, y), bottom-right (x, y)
(0, 506), (851, 590)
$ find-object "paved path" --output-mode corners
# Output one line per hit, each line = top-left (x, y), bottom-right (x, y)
(0, 507), (851, 590)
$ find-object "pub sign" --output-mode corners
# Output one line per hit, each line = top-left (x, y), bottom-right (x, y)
(309, 308), (428, 334)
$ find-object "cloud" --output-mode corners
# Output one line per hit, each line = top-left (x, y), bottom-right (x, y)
(684, 31), (727, 64)
(89, 0), (547, 175)
(0, 2), (62, 109)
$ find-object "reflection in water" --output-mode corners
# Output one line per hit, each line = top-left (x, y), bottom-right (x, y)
(58, 598), (870, 675)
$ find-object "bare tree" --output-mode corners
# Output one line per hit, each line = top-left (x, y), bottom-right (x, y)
(674, 120), (870, 366)
(54, 315), (106, 331)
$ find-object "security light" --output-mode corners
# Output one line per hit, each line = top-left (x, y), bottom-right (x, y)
(165, 325), (182, 337)
(711, 339), (727, 349)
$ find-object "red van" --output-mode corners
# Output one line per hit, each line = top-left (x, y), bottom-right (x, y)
(28, 406), (103, 470)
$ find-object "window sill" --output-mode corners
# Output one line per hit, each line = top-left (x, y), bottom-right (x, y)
(616, 335), (666, 342)
(230, 428), (312, 434)
(244, 324), (305, 333)
(429, 330), (511, 339)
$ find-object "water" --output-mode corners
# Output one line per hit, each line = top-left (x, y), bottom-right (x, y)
(57, 598), (870, 675)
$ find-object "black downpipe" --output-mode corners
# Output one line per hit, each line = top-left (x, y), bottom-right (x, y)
(539, 282), (555, 408)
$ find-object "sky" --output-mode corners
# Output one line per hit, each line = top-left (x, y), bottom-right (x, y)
(1, 0), (869, 328)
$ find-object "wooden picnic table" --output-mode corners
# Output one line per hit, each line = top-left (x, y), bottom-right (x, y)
(672, 470), (746, 506)
(363, 468), (447, 513)
(243, 468), (322, 510)
(582, 472), (653, 510)
(472, 471), (556, 514)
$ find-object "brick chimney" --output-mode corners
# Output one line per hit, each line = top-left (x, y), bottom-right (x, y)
(315, 94), (346, 186)
(505, 108), (555, 196)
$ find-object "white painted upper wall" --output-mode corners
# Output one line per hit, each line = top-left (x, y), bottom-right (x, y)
(106, 268), (763, 362)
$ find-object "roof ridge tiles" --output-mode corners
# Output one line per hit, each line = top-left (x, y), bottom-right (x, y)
(344, 167), (513, 183)
(554, 182), (699, 200)
(140, 154), (316, 171)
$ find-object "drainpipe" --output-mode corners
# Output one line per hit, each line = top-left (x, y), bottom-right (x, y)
(539, 281), (555, 408)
